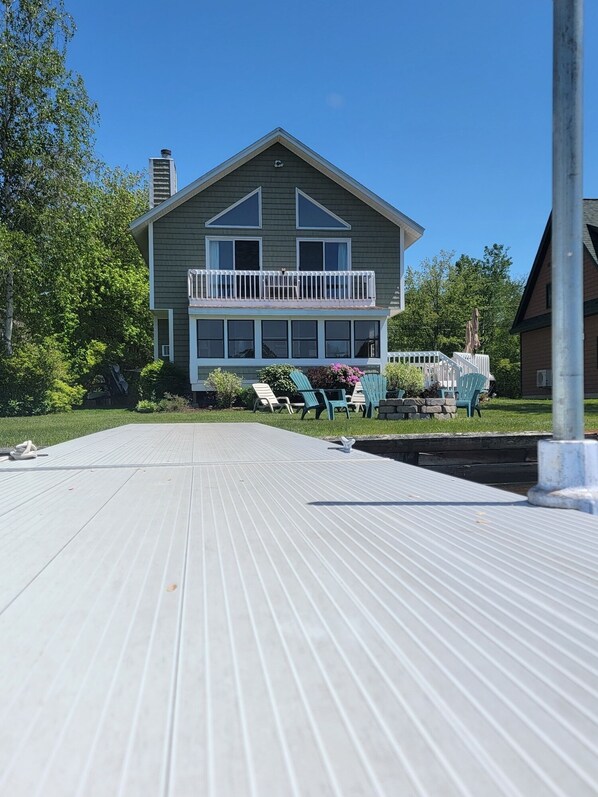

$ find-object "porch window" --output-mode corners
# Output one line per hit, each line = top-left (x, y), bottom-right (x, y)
(197, 319), (224, 358)
(228, 320), (254, 358)
(292, 320), (318, 358)
(297, 240), (350, 271)
(354, 320), (380, 358)
(325, 320), (351, 358)
(262, 320), (288, 358)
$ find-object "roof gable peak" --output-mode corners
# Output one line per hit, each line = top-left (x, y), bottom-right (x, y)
(130, 128), (424, 248)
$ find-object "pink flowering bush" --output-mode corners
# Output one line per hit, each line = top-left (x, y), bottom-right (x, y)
(306, 363), (365, 391)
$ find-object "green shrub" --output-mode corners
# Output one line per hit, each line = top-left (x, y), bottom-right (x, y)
(236, 387), (256, 410)
(492, 359), (521, 398)
(257, 364), (297, 396)
(139, 359), (189, 400)
(135, 399), (159, 413)
(47, 380), (86, 413)
(0, 340), (85, 416)
(384, 362), (425, 396)
(156, 393), (191, 412)
(205, 368), (243, 408)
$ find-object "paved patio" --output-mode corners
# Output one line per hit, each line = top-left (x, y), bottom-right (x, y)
(1, 423), (597, 795)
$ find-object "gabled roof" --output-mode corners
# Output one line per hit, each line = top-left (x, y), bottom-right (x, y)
(130, 127), (424, 249)
(511, 199), (598, 333)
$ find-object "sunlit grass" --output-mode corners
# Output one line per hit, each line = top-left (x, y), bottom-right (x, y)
(2, 399), (598, 449)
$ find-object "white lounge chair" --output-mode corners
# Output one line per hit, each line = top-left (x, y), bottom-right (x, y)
(252, 383), (293, 414)
(347, 381), (366, 413)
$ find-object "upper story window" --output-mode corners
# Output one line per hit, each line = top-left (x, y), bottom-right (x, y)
(206, 237), (261, 270)
(296, 189), (350, 230)
(546, 282), (552, 309)
(206, 188), (261, 228)
(297, 239), (350, 271)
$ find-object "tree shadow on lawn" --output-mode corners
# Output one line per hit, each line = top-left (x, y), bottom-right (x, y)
(491, 399), (598, 418)
(490, 400), (552, 415)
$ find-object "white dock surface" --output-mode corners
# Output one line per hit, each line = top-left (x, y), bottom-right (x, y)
(1, 422), (597, 796)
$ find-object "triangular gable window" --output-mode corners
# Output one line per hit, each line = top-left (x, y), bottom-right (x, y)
(206, 188), (261, 228)
(296, 189), (350, 230)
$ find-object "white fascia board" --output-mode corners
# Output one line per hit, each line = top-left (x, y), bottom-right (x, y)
(187, 307), (389, 318)
(148, 222), (154, 309)
(130, 128), (424, 247)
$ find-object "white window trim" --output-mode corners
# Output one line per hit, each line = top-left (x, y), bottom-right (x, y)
(205, 236), (263, 270)
(295, 238), (352, 271)
(190, 314), (387, 386)
(295, 188), (351, 230)
(205, 187), (262, 228)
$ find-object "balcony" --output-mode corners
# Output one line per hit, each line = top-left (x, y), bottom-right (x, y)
(188, 269), (376, 308)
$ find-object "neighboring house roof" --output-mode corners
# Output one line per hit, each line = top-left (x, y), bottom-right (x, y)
(130, 127), (424, 250)
(511, 199), (598, 333)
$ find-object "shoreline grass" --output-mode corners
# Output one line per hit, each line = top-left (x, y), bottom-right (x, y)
(2, 399), (598, 449)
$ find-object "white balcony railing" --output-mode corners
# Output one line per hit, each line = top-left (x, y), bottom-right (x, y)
(188, 269), (376, 307)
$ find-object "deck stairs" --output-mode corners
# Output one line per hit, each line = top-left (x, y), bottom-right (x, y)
(387, 350), (492, 391)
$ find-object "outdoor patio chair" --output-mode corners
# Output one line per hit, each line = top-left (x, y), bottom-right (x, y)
(252, 383), (293, 414)
(347, 381), (366, 413)
(360, 373), (388, 418)
(290, 370), (350, 420)
(451, 372), (486, 417)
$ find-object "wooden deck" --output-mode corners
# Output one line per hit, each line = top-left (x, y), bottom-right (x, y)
(1, 423), (597, 796)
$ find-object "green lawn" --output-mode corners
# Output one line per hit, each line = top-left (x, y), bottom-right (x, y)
(2, 399), (598, 449)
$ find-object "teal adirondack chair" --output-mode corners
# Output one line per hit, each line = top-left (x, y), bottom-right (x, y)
(290, 371), (350, 420)
(454, 372), (486, 417)
(361, 374), (388, 418)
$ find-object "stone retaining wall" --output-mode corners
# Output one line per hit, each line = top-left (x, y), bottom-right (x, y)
(378, 397), (457, 420)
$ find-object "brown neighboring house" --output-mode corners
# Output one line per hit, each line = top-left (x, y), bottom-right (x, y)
(511, 199), (598, 397)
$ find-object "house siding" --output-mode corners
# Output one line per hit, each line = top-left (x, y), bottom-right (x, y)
(521, 314), (598, 397)
(156, 318), (169, 357)
(520, 328), (552, 397)
(519, 243), (598, 397)
(523, 244), (552, 320)
(153, 143), (403, 373)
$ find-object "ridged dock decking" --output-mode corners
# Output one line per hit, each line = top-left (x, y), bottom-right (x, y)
(1, 423), (597, 796)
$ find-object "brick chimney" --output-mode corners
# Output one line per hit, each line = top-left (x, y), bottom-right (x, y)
(149, 148), (177, 208)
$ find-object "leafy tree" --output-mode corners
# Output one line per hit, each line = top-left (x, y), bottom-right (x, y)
(389, 250), (462, 352)
(0, 0), (96, 354)
(45, 167), (153, 379)
(389, 245), (524, 369)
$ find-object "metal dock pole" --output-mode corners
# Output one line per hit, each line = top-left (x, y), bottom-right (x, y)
(528, 0), (598, 513)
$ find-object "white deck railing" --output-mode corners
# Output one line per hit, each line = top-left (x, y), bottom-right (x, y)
(387, 350), (491, 390)
(188, 269), (376, 307)
(387, 351), (461, 390)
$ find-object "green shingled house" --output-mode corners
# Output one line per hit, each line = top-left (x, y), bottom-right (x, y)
(130, 128), (424, 394)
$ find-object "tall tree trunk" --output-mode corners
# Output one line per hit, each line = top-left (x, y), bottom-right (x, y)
(3, 266), (13, 355)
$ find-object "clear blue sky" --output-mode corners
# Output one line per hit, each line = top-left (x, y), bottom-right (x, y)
(69, 0), (598, 279)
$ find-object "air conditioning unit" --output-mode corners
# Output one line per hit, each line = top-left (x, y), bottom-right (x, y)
(536, 369), (553, 388)
(161, 344), (170, 358)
